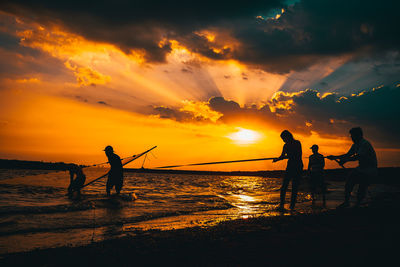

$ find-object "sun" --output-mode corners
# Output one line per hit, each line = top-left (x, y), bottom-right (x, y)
(227, 127), (262, 145)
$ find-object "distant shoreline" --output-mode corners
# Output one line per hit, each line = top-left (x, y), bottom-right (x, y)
(1, 158), (399, 184)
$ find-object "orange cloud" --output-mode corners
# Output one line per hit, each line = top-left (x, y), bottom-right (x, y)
(180, 100), (222, 123)
(65, 61), (110, 86)
(15, 78), (41, 83)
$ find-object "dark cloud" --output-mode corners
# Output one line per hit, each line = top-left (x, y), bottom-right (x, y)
(266, 86), (400, 147)
(0, 1), (282, 64)
(267, 85), (400, 148)
(181, 68), (192, 73)
(0, 42), (70, 80)
(230, 0), (400, 73)
(74, 96), (88, 102)
(149, 106), (212, 123)
(0, 14), (70, 79)
(279, 52), (400, 93)
(0, 31), (19, 50)
(152, 85), (400, 148)
(3, 1), (398, 73)
(175, 1), (400, 73)
(97, 101), (109, 106)
(208, 97), (241, 114)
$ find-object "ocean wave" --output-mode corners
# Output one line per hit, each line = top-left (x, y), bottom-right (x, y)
(0, 202), (94, 216)
(0, 203), (234, 237)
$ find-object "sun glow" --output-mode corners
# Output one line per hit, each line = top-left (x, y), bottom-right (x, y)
(227, 127), (262, 145)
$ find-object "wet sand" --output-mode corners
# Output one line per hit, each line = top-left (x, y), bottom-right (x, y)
(2, 189), (399, 266)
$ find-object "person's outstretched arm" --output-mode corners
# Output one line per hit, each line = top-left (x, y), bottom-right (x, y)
(327, 145), (356, 164)
(273, 145), (287, 163)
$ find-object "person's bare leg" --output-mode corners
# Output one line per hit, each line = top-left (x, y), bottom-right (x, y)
(290, 176), (300, 210)
(279, 175), (290, 210)
(338, 172), (356, 208)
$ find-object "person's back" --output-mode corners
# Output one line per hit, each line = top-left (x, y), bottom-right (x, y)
(104, 146), (124, 196)
(349, 138), (377, 173)
(108, 152), (123, 174)
(308, 153), (324, 173)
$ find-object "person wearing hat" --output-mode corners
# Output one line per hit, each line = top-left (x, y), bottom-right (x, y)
(104, 145), (124, 196)
(308, 144), (326, 207)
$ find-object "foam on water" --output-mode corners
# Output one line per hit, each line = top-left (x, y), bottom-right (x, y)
(0, 169), (350, 254)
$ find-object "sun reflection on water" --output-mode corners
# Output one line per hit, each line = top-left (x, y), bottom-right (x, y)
(237, 194), (256, 203)
(219, 176), (281, 216)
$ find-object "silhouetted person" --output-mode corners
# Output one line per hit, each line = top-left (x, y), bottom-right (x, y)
(308, 144), (326, 207)
(273, 130), (303, 211)
(67, 164), (86, 199)
(104, 145), (124, 196)
(327, 127), (377, 208)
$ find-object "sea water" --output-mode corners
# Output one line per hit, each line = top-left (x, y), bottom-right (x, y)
(0, 169), (347, 254)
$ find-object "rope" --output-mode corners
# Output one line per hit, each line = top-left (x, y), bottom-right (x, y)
(155, 157), (276, 169)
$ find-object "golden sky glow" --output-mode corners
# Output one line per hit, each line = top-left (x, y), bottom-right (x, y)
(0, 87), (364, 170)
(0, 12), (399, 170)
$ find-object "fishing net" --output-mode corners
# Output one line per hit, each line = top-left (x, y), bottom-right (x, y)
(0, 147), (157, 189)
(82, 146), (157, 188)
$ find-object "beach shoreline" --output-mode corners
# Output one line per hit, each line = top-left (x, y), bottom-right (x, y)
(2, 189), (399, 266)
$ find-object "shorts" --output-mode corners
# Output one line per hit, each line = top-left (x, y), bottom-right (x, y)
(106, 173), (123, 191)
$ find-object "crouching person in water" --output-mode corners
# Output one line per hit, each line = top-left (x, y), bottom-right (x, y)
(327, 127), (378, 208)
(104, 145), (124, 196)
(67, 164), (86, 199)
(308, 145), (326, 207)
(273, 130), (303, 211)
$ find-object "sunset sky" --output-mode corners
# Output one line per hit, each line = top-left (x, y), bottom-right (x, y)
(0, 0), (399, 170)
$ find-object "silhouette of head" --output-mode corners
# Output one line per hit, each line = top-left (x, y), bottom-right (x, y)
(66, 163), (79, 172)
(280, 130), (294, 143)
(104, 145), (114, 156)
(63, 163), (75, 171)
(310, 144), (319, 154)
(349, 127), (363, 143)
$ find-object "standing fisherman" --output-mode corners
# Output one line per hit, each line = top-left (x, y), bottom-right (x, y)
(273, 130), (303, 211)
(67, 164), (86, 199)
(327, 127), (377, 208)
(104, 145), (124, 196)
(308, 145), (326, 207)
